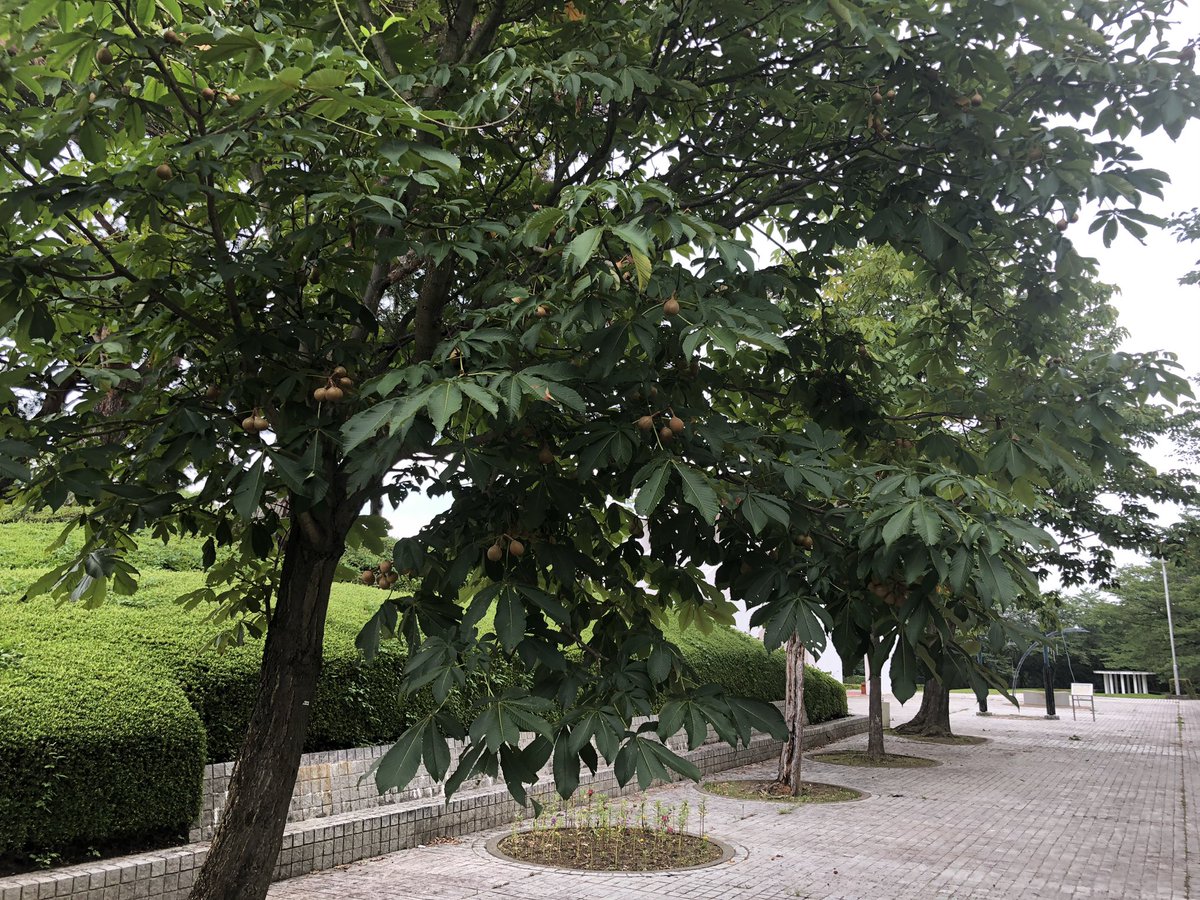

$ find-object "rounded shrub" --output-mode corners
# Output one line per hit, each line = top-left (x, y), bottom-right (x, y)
(0, 644), (205, 868)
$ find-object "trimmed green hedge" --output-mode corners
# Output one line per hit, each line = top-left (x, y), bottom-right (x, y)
(0, 644), (206, 868)
(665, 622), (847, 724)
(0, 521), (844, 867)
(804, 665), (850, 723)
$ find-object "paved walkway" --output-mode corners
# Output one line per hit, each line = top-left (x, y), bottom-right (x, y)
(269, 695), (1198, 899)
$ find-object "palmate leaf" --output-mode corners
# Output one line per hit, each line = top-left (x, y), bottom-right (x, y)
(614, 735), (700, 790)
(372, 718), (428, 794)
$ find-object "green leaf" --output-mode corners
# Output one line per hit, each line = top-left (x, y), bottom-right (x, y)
(634, 458), (671, 517)
(494, 587), (526, 652)
(522, 207), (566, 246)
(673, 463), (718, 524)
(232, 456), (266, 520)
(373, 719), (428, 793)
(629, 247), (652, 291)
(426, 381), (463, 433)
(552, 731), (581, 798)
(565, 227), (604, 272)
(881, 505), (913, 546)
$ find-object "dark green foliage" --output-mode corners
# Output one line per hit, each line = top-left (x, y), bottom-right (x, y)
(802, 666), (850, 725)
(0, 644), (205, 869)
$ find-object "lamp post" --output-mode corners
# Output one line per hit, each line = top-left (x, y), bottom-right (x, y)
(1161, 559), (1183, 698)
(1012, 626), (1088, 719)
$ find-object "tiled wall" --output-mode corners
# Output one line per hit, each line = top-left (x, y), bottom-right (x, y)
(0, 713), (870, 900)
(193, 708), (708, 841)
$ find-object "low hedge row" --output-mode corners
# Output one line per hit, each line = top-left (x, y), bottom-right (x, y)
(0, 524), (845, 868)
(0, 641), (206, 870)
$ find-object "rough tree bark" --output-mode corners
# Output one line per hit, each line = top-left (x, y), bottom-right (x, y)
(866, 669), (885, 759)
(775, 636), (807, 794)
(865, 633), (886, 760)
(188, 513), (352, 900)
(894, 676), (954, 738)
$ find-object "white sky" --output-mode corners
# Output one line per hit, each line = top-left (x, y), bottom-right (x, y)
(384, 15), (1200, 580)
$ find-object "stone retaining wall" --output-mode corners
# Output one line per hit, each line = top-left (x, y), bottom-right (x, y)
(1, 713), (872, 900)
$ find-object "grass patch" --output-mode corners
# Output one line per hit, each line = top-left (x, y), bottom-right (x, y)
(810, 750), (939, 768)
(887, 729), (988, 746)
(496, 827), (722, 871)
(700, 779), (863, 804)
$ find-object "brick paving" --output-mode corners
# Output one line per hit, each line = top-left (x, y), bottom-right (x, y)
(269, 695), (1198, 899)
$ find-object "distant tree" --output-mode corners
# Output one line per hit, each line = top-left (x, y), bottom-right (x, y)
(1067, 517), (1200, 693)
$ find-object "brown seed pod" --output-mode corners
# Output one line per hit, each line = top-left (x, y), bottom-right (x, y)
(325, 385), (345, 403)
(508, 539), (525, 557)
(662, 296), (681, 317)
(796, 533), (814, 550)
(487, 543), (504, 562)
(668, 416), (685, 435)
(1056, 217), (1069, 232)
(226, 93), (240, 104)
(360, 570), (376, 585)
(537, 445), (555, 465)
(1070, 211), (1080, 224)
(163, 29), (183, 45)
(252, 415), (269, 431)
(201, 86), (216, 101)
(337, 376), (354, 389)
(886, 89), (896, 99)
(659, 426), (674, 443)
(155, 163), (173, 181)
(204, 384), (221, 400)
(314, 386), (330, 402)
(970, 90), (983, 107)
(535, 305), (549, 318)
(332, 365), (348, 377)
(241, 415), (258, 432)
(379, 560), (393, 574)
(97, 46), (114, 65)
(309, 267), (321, 285)
(636, 415), (655, 432)
(872, 90), (883, 104)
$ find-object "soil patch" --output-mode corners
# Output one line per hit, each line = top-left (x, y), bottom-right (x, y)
(495, 826), (723, 871)
(700, 779), (864, 804)
(810, 750), (940, 768)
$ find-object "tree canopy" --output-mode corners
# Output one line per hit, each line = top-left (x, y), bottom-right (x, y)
(2, 0), (1198, 896)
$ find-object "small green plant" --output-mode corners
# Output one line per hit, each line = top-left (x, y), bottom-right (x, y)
(502, 789), (717, 871)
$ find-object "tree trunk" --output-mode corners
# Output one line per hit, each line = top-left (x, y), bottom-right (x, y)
(188, 524), (346, 900)
(776, 636), (807, 794)
(895, 677), (954, 737)
(866, 670), (885, 759)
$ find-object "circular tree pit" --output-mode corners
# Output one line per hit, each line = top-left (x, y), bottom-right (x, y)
(487, 827), (734, 872)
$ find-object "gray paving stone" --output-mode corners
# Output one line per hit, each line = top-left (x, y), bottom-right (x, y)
(269, 695), (1199, 900)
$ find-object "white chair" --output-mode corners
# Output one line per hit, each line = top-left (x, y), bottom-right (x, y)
(1070, 682), (1095, 721)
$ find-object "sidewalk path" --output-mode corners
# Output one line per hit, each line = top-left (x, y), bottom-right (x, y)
(270, 695), (1198, 899)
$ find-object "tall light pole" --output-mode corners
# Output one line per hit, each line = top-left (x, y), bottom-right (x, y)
(1161, 559), (1183, 698)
